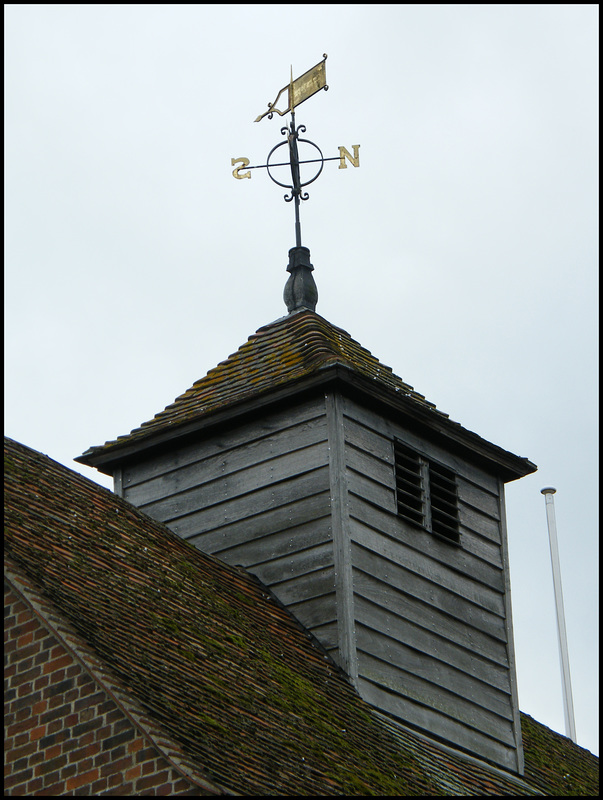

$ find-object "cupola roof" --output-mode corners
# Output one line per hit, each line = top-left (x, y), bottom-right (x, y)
(77, 309), (536, 482)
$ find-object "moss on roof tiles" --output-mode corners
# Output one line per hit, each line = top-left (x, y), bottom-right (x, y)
(81, 310), (442, 459)
(5, 437), (598, 795)
(520, 713), (599, 796)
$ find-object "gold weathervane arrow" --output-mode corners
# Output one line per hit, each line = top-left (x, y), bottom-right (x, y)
(231, 54), (359, 181)
(254, 54), (329, 122)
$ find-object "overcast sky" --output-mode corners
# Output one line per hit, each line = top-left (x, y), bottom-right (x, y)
(5, 4), (598, 757)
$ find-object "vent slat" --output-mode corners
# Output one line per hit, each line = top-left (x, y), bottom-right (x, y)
(395, 440), (460, 543)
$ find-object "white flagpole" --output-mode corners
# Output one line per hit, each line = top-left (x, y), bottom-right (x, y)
(541, 487), (577, 742)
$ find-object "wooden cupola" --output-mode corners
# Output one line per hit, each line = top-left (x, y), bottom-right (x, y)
(78, 307), (536, 774)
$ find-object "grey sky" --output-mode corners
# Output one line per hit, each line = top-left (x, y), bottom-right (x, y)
(5, 4), (598, 756)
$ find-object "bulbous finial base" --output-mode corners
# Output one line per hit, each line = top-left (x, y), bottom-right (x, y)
(284, 246), (318, 313)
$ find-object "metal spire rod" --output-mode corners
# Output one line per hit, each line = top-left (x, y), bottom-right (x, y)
(231, 55), (360, 314)
(541, 487), (577, 742)
(288, 110), (303, 248)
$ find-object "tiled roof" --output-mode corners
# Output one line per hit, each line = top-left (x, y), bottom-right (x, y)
(77, 310), (536, 480)
(521, 712), (599, 796)
(78, 311), (448, 458)
(5, 436), (597, 795)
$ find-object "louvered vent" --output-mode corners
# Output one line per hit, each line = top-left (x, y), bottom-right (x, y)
(394, 442), (424, 526)
(394, 440), (460, 543)
(429, 461), (460, 542)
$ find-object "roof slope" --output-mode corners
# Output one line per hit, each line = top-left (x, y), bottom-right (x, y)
(79, 310), (439, 459)
(77, 310), (536, 480)
(5, 437), (597, 795)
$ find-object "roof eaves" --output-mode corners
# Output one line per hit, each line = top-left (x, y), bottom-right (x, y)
(333, 367), (538, 481)
(75, 365), (343, 472)
(77, 360), (536, 482)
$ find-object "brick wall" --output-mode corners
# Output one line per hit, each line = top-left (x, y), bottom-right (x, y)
(4, 582), (212, 796)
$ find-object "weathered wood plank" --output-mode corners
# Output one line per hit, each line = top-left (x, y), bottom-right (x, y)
(123, 397), (328, 487)
(125, 415), (329, 504)
(251, 542), (334, 586)
(349, 499), (506, 595)
(357, 677), (519, 772)
(326, 391), (358, 684)
(354, 597), (511, 686)
(457, 521), (503, 569)
(357, 650), (515, 744)
(353, 572), (508, 665)
(458, 502), (501, 544)
(351, 542), (506, 640)
(344, 425), (503, 567)
(142, 463), (330, 526)
(309, 620), (339, 651)
(270, 567), (336, 606)
(288, 593), (338, 631)
(343, 407), (503, 562)
(130, 440), (329, 513)
(347, 468), (397, 514)
(346, 442), (394, 487)
(210, 515), (332, 566)
(457, 477), (500, 519)
(178, 489), (330, 545)
(349, 485), (503, 571)
(498, 477), (525, 771)
(342, 414), (394, 462)
(355, 624), (513, 720)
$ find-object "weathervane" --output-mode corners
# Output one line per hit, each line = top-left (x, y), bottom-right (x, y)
(231, 55), (360, 313)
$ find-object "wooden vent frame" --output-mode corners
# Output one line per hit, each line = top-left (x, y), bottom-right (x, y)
(394, 440), (460, 543)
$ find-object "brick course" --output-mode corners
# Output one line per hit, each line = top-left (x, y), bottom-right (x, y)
(4, 583), (211, 796)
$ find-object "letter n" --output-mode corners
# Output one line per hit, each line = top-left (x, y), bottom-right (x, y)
(338, 145), (360, 169)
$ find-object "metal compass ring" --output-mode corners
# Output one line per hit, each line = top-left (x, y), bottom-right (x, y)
(266, 138), (325, 190)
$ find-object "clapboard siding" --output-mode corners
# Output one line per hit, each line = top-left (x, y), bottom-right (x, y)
(184, 494), (330, 554)
(457, 521), (503, 568)
(142, 464), (329, 531)
(346, 443), (394, 488)
(459, 503), (502, 543)
(122, 400), (328, 487)
(132, 442), (328, 520)
(354, 624), (513, 720)
(351, 543), (507, 642)
(347, 466), (397, 514)
(342, 407), (504, 566)
(349, 500), (505, 594)
(357, 650), (514, 744)
(268, 567), (337, 639)
(347, 469), (502, 564)
(288, 595), (338, 633)
(340, 396), (521, 771)
(251, 541), (334, 585)
(357, 678), (519, 773)
(308, 620), (339, 651)
(353, 573), (508, 668)
(207, 515), (332, 566)
(354, 596), (511, 695)
(457, 476), (501, 519)
(125, 418), (329, 505)
(120, 397), (337, 645)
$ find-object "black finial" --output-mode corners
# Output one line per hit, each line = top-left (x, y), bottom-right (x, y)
(284, 245), (317, 313)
